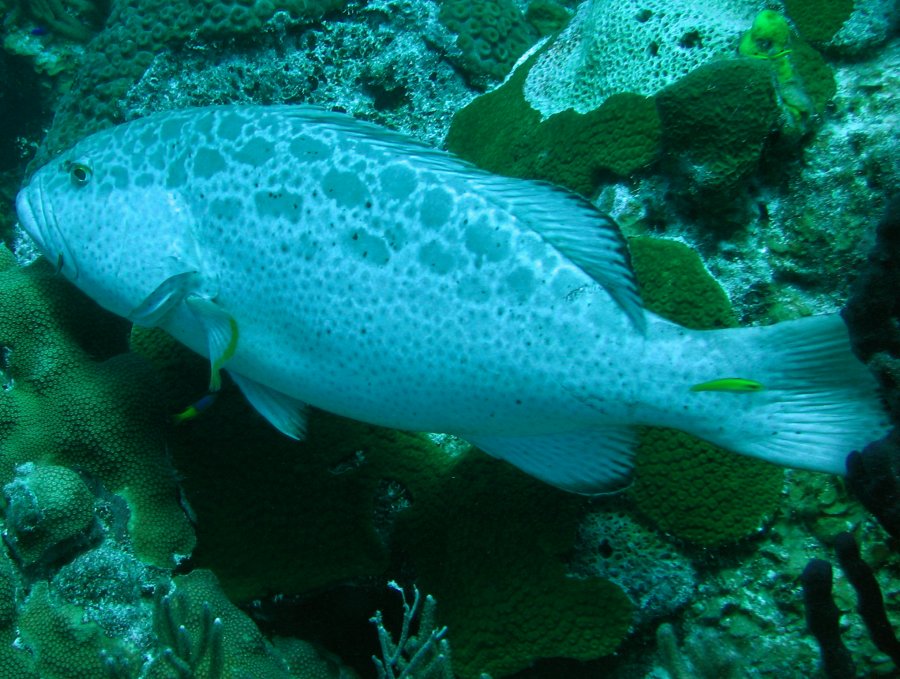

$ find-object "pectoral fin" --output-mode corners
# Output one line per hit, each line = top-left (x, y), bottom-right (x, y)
(185, 296), (239, 392)
(129, 271), (201, 326)
(228, 371), (309, 440)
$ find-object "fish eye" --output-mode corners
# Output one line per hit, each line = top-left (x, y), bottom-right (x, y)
(66, 161), (93, 187)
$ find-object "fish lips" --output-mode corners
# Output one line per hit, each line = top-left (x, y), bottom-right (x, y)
(15, 179), (77, 278)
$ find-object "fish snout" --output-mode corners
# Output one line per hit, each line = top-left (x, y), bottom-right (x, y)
(15, 180), (75, 277)
(15, 184), (46, 251)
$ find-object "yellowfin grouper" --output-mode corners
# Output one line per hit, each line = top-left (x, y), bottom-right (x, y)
(15, 105), (889, 493)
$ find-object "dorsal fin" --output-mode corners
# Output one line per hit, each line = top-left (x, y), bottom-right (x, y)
(271, 105), (646, 330)
(471, 176), (645, 332)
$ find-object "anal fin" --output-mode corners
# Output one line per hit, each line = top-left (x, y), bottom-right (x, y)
(467, 426), (636, 495)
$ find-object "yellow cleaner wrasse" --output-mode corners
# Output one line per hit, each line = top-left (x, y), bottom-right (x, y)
(15, 105), (889, 494)
(690, 378), (766, 392)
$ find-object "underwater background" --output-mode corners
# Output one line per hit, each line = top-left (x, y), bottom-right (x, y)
(0, 0), (898, 677)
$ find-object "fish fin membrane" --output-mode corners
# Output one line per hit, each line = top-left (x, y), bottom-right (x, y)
(185, 296), (239, 392)
(272, 104), (645, 332)
(129, 271), (201, 326)
(228, 370), (308, 440)
(471, 180), (646, 333)
(701, 314), (890, 475)
(467, 426), (636, 495)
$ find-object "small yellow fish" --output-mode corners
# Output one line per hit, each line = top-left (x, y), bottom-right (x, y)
(690, 378), (766, 393)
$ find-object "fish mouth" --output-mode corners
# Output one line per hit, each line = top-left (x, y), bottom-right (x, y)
(15, 178), (76, 278)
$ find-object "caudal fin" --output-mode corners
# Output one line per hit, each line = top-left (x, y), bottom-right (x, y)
(692, 314), (890, 475)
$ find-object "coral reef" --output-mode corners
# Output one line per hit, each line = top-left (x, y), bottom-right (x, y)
(394, 450), (632, 678)
(31, 0), (352, 168)
(18, 0), (111, 42)
(3, 463), (97, 570)
(369, 581), (452, 679)
(522, 0), (766, 117)
(438, 0), (538, 88)
(0, 247), (194, 567)
(802, 532), (900, 677)
(121, 0), (471, 146)
(446, 50), (661, 197)
(569, 510), (696, 625)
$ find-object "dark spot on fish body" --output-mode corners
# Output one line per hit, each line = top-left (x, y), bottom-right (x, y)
(289, 134), (331, 159)
(232, 136), (274, 166)
(135, 173), (156, 188)
(216, 112), (245, 141)
(191, 112), (218, 140)
(108, 165), (129, 189)
(193, 148), (227, 179)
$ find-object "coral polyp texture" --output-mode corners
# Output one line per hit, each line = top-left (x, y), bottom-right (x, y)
(438, 0), (539, 87)
(522, 0), (768, 118)
(446, 51), (662, 197)
(0, 247), (195, 567)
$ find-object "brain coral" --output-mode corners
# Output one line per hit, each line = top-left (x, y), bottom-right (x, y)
(439, 0), (539, 87)
(523, 0), (768, 117)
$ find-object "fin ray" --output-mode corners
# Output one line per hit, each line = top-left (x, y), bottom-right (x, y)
(185, 296), (239, 392)
(228, 371), (308, 440)
(129, 271), (200, 326)
(467, 426), (636, 495)
(694, 314), (889, 474)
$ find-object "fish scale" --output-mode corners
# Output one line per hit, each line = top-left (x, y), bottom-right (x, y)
(16, 104), (889, 494)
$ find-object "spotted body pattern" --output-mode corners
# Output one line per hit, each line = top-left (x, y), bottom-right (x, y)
(16, 105), (888, 492)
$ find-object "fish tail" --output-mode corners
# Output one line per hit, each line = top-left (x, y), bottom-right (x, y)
(690, 314), (890, 475)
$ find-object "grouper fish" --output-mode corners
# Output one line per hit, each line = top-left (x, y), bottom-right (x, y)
(15, 105), (889, 493)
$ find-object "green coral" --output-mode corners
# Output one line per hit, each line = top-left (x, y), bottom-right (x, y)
(145, 569), (293, 678)
(0, 248), (195, 567)
(655, 58), (782, 199)
(18, 580), (136, 678)
(524, 0), (573, 36)
(631, 427), (784, 547)
(627, 237), (784, 547)
(439, 0), (539, 87)
(395, 451), (632, 678)
(628, 236), (736, 330)
(447, 51), (660, 196)
(740, 10), (793, 62)
(3, 463), (96, 568)
(783, 0), (854, 44)
(0, 548), (35, 678)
